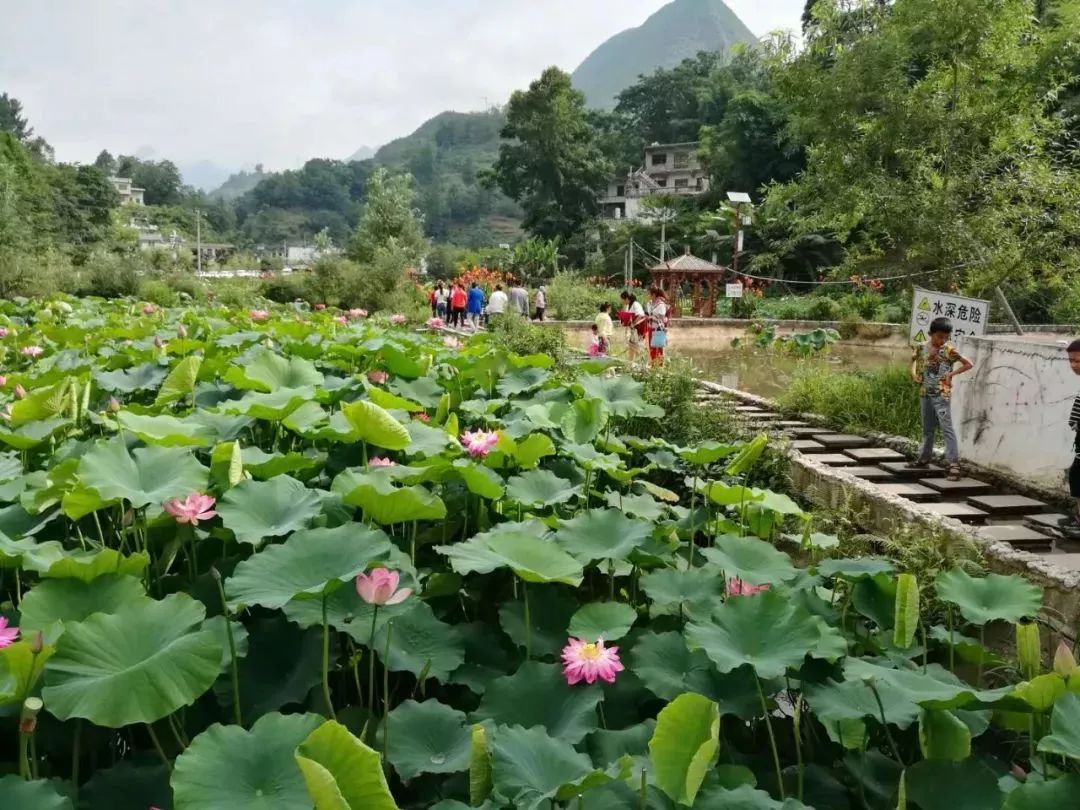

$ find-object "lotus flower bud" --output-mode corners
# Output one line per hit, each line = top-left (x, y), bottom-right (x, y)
(107, 397), (121, 414)
(29, 631), (43, 654)
(153, 336), (164, 350)
(177, 323), (188, 339)
(1054, 641), (1077, 678)
(13, 384), (25, 400)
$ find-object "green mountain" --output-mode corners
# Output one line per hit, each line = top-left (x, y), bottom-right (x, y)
(209, 166), (270, 201)
(571, 0), (757, 108)
(373, 109), (521, 245)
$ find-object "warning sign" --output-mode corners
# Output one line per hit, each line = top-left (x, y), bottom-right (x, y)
(725, 283), (744, 299)
(910, 288), (989, 346)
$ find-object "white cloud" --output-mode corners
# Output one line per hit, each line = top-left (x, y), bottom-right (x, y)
(0, 0), (805, 172)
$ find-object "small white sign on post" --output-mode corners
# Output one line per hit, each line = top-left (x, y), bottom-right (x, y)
(726, 283), (744, 299)
(910, 287), (989, 346)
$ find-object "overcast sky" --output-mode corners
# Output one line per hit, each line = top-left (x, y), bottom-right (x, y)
(1, 0), (805, 175)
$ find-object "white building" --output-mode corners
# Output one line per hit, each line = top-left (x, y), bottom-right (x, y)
(110, 177), (146, 206)
(601, 142), (711, 221)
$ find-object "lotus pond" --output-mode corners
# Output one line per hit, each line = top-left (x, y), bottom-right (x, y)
(0, 297), (1075, 809)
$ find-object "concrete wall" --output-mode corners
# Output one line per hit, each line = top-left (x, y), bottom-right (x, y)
(953, 335), (1078, 492)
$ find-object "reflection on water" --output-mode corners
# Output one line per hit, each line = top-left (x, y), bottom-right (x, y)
(677, 345), (908, 399)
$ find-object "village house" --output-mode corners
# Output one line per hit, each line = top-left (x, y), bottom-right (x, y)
(109, 177), (146, 206)
(600, 141), (710, 220)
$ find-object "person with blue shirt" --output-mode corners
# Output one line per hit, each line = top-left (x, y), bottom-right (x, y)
(466, 282), (486, 329)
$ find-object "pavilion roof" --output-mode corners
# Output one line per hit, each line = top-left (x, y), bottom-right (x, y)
(649, 253), (727, 274)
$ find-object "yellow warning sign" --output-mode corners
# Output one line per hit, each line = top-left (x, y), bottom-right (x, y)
(918, 298), (931, 312)
(913, 330), (926, 343)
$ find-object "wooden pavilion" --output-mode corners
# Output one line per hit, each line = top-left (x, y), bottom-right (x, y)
(648, 252), (729, 317)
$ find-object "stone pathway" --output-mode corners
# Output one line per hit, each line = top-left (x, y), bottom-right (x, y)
(710, 398), (1080, 559)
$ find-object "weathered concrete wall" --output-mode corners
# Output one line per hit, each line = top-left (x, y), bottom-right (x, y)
(953, 335), (1078, 493)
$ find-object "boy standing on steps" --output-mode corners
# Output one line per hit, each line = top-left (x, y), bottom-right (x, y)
(908, 317), (974, 482)
(1062, 340), (1080, 529)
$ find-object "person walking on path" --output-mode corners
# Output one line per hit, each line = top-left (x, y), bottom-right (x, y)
(619, 290), (646, 364)
(428, 287), (438, 318)
(467, 282), (486, 329)
(488, 284), (508, 327)
(534, 286), (547, 321)
(450, 283), (467, 327)
(509, 283), (529, 317)
(646, 287), (669, 366)
(1061, 340), (1080, 530)
(434, 284), (448, 320)
(908, 317), (973, 481)
(595, 302), (614, 355)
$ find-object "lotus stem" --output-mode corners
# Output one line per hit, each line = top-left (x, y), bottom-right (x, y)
(522, 580), (531, 659)
(368, 605), (380, 723)
(869, 682), (904, 766)
(947, 605), (956, 672)
(977, 625), (986, 687)
(639, 766), (647, 809)
(791, 688), (804, 802)
(213, 569), (242, 726)
(146, 723), (171, 771)
(321, 594), (336, 721)
(755, 676), (785, 800)
(410, 521), (417, 566)
(71, 720), (82, 798)
(382, 622), (393, 761)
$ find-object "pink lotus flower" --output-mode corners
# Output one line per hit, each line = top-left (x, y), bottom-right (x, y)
(562, 637), (623, 685)
(0, 328), (8, 338)
(13, 385), (26, 400)
(315, 303), (326, 311)
(367, 370), (389, 385)
(390, 314), (407, 325)
(347, 308), (366, 319)
(444, 336), (462, 350)
(0, 617), (19, 649)
(413, 412), (430, 422)
(107, 397), (121, 413)
(460, 429), (499, 458)
(142, 304), (156, 315)
(357, 309), (369, 318)
(0, 375), (6, 388)
(177, 323), (188, 339)
(727, 578), (770, 597)
(335, 315), (348, 326)
(163, 493), (218, 526)
(427, 317), (445, 329)
(369, 456), (395, 467)
(355, 568), (412, 606)
(21, 346), (42, 358)
(250, 309), (269, 322)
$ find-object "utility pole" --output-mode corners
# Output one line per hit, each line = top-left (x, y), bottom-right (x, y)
(660, 219), (667, 264)
(628, 239), (634, 289)
(195, 210), (202, 274)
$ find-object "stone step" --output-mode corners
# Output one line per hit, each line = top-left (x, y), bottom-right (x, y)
(921, 477), (992, 496)
(876, 483), (941, 503)
(966, 494), (1049, 517)
(791, 440), (827, 454)
(739, 412), (782, 422)
(812, 433), (873, 450)
(879, 461), (946, 480)
(1026, 514), (1070, 535)
(919, 502), (989, 525)
(815, 454), (860, 467)
(777, 420), (811, 428)
(733, 406), (768, 414)
(844, 447), (906, 464)
(979, 524), (1054, 550)
(787, 427), (824, 439)
(845, 466), (899, 482)
(1039, 552), (1080, 571)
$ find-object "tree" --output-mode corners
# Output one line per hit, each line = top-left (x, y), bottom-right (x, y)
(46, 164), (119, 258)
(759, 0), (1080, 316)
(346, 167), (426, 265)
(489, 67), (612, 241)
(0, 133), (56, 252)
(0, 94), (31, 142)
(114, 156), (184, 206)
(93, 150), (116, 175)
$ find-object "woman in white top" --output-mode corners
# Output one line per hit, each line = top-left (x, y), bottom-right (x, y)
(647, 287), (669, 366)
(434, 285), (449, 319)
(619, 290), (647, 363)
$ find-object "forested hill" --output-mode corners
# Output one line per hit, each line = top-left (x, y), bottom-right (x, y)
(571, 0), (757, 108)
(372, 109), (521, 245)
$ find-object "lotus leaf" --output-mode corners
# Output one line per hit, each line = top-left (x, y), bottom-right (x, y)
(218, 475), (323, 546)
(77, 438), (209, 510)
(474, 661), (601, 743)
(935, 569), (1043, 625)
(295, 720), (399, 810)
(700, 535), (799, 585)
(386, 699), (472, 779)
(649, 692), (720, 806)
(568, 601), (637, 642)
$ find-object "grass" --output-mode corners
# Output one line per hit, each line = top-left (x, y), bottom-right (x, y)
(776, 364), (921, 440)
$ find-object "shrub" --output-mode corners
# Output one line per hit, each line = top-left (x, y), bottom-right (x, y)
(778, 364), (920, 439)
(546, 271), (618, 321)
(492, 313), (567, 359)
(261, 272), (306, 304)
(163, 272), (205, 300)
(638, 357), (735, 445)
(137, 279), (178, 307)
(837, 312), (862, 340)
(806, 296), (842, 321)
(82, 251), (142, 298)
(0, 250), (72, 298)
(729, 294), (759, 320)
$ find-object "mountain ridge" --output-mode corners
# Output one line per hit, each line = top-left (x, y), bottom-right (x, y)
(571, 0), (756, 108)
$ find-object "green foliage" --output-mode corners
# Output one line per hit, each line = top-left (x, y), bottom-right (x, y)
(82, 251), (142, 298)
(492, 314), (568, 359)
(346, 167), (427, 266)
(491, 68), (611, 241)
(545, 271), (616, 321)
(778, 364), (922, 439)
